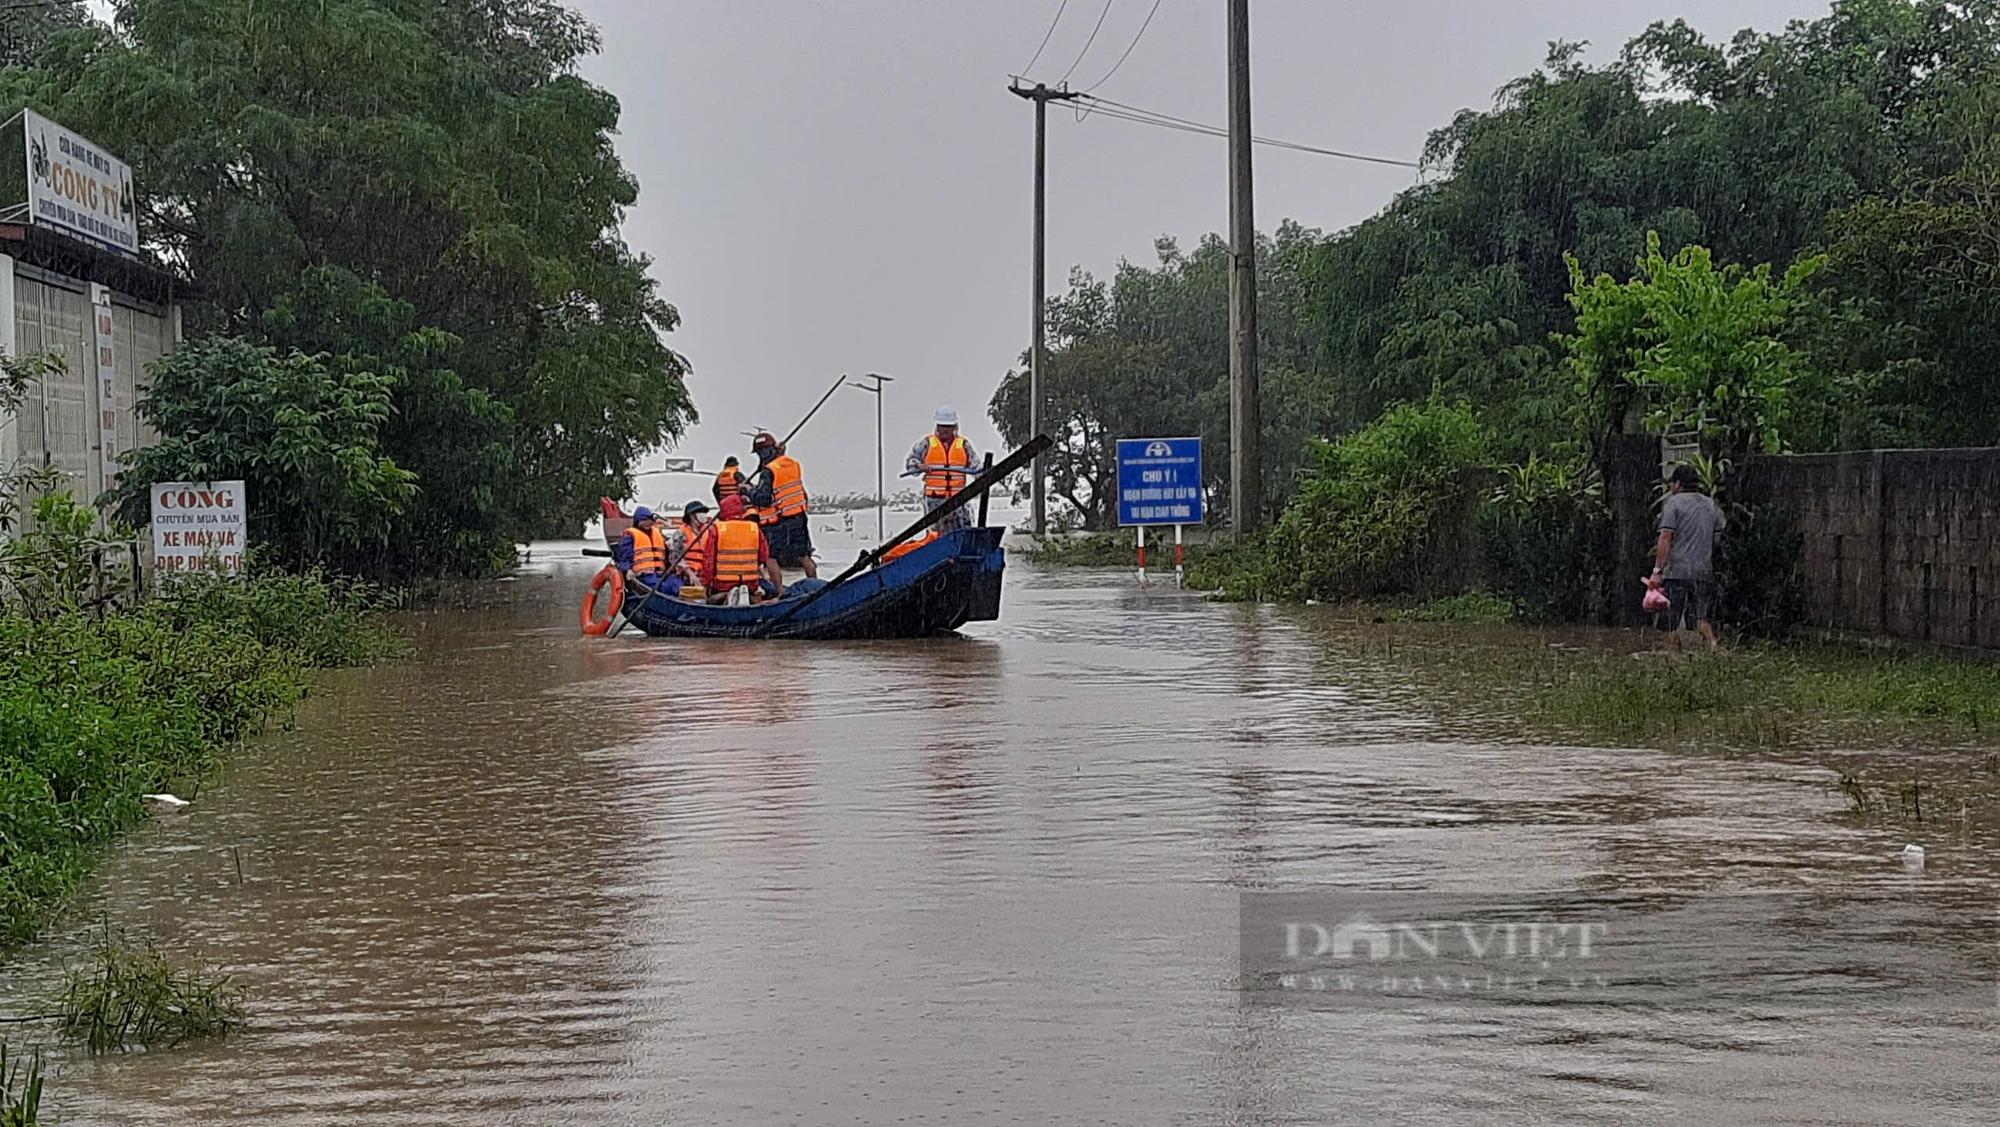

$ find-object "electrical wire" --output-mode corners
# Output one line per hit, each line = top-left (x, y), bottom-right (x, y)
(1019, 0), (1071, 80)
(1057, 0), (1117, 86)
(1072, 93), (1421, 168)
(1083, 0), (1164, 92)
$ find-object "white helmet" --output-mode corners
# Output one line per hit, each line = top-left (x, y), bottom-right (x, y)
(933, 404), (959, 425)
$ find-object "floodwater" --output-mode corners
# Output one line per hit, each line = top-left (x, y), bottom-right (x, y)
(5, 514), (1997, 1125)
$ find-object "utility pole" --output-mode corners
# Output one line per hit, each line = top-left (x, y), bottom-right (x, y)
(1009, 79), (1081, 537)
(1226, 0), (1262, 532)
(847, 372), (893, 541)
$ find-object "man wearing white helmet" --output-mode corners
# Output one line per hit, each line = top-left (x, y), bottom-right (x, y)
(907, 405), (980, 535)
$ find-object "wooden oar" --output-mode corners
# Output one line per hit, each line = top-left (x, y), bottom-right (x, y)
(753, 434), (1051, 638)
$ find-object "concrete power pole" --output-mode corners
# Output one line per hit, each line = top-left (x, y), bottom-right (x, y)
(1010, 80), (1079, 536)
(1226, 0), (1262, 532)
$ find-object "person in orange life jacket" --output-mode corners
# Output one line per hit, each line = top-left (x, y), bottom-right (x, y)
(712, 456), (743, 505)
(614, 507), (684, 595)
(906, 404), (979, 535)
(696, 494), (783, 603)
(671, 500), (713, 583)
(744, 432), (819, 578)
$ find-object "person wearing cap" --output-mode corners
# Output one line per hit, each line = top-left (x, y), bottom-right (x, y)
(907, 405), (979, 535)
(614, 506), (682, 595)
(693, 494), (784, 603)
(672, 500), (713, 583)
(743, 432), (818, 578)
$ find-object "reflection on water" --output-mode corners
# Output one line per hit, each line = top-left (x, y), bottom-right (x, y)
(3, 530), (1995, 1125)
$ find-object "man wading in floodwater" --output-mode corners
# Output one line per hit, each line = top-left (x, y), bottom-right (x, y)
(1652, 463), (1725, 652)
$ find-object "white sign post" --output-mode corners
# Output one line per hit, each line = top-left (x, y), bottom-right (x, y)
(150, 481), (247, 575)
(22, 108), (139, 254)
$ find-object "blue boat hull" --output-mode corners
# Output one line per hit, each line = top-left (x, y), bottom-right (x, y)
(622, 527), (1007, 640)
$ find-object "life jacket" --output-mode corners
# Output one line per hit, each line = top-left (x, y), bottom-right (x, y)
(677, 520), (708, 575)
(923, 435), (972, 498)
(769, 455), (809, 518)
(709, 520), (762, 589)
(713, 466), (741, 503)
(625, 523), (667, 575)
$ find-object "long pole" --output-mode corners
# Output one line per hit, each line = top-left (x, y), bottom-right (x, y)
(847, 373), (894, 542)
(1032, 92), (1048, 538)
(1227, 0), (1262, 533)
(1010, 80), (1080, 537)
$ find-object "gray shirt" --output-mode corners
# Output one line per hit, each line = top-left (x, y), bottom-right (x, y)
(1658, 491), (1725, 580)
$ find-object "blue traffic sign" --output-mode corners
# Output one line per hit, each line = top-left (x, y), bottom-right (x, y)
(1117, 437), (1204, 526)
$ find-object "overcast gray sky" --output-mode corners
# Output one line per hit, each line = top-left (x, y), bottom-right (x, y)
(576, 1), (1828, 492)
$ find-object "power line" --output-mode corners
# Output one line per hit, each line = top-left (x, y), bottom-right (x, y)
(1019, 0), (1070, 80)
(1057, 0), (1116, 86)
(1083, 0), (1163, 92)
(1071, 94), (1421, 168)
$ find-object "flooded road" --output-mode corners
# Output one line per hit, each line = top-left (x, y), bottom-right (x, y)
(6, 523), (1997, 1124)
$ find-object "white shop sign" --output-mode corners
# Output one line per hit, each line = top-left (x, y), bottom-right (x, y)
(23, 108), (139, 253)
(150, 480), (247, 574)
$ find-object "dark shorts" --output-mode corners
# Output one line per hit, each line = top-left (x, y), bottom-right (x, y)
(1659, 577), (1714, 631)
(766, 513), (815, 564)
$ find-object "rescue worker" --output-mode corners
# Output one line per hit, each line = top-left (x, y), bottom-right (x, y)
(712, 456), (743, 505)
(696, 494), (784, 604)
(744, 432), (818, 578)
(614, 506), (682, 595)
(672, 500), (713, 584)
(907, 405), (979, 535)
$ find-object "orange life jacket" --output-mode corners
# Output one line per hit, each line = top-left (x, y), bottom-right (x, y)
(769, 455), (809, 518)
(709, 520), (762, 589)
(625, 524), (667, 575)
(713, 466), (741, 502)
(923, 435), (971, 498)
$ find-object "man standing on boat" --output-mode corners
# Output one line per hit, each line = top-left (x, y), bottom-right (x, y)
(712, 456), (743, 505)
(744, 432), (819, 579)
(907, 405), (979, 535)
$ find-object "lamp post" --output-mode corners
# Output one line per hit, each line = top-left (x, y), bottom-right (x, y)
(846, 373), (893, 541)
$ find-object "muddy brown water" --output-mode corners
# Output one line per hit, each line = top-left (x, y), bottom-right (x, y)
(4, 534), (1996, 1125)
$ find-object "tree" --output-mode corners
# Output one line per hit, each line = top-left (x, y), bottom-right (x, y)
(1563, 233), (1822, 457)
(116, 337), (417, 569)
(30, 0), (693, 574)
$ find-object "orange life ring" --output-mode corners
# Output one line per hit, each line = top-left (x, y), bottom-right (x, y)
(581, 565), (624, 635)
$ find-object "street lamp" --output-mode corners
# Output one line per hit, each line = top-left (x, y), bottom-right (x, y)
(846, 373), (893, 541)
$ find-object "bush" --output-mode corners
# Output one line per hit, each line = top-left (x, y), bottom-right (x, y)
(1480, 455), (1608, 623)
(1192, 399), (1488, 600)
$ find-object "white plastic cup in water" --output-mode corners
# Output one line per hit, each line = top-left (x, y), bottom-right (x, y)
(1902, 844), (1925, 872)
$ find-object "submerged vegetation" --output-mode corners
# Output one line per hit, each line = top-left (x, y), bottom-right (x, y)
(0, 1042), (39, 1127)
(58, 935), (246, 1053)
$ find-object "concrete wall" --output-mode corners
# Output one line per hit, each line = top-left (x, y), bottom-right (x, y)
(1736, 448), (2000, 651)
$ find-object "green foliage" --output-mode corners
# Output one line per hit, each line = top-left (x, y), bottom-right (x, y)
(1192, 400), (1488, 601)
(0, 1042), (38, 1127)
(0, 492), (121, 621)
(1479, 455), (1607, 623)
(1400, 589), (1516, 624)
(58, 933), (244, 1052)
(27, 0), (694, 576)
(114, 336), (418, 570)
(1564, 234), (1822, 454)
(0, 571), (398, 953)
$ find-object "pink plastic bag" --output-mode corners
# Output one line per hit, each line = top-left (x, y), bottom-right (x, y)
(1642, 576), (1670, 614)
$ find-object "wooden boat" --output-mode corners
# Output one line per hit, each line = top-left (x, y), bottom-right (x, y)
(618, 525), (1004, 640)
(588, 436), (1045, 642)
